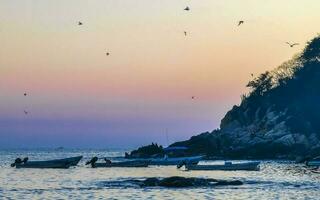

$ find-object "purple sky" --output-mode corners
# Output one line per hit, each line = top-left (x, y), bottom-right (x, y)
(1, 0), (317, 148)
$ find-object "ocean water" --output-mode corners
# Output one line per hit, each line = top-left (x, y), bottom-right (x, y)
(0, 149), (319, 200)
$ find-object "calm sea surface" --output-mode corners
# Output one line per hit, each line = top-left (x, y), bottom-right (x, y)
(0, 149), (319, 200)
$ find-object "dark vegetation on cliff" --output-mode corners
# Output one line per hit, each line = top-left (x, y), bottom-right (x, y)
(126, 143), (164, 158)
(170, 35), (320, 159)
(129, 35), (320, 159)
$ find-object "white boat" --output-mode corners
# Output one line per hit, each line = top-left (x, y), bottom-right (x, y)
(149, 155), (203, 166)
(92, 160), (149, 168)
(183, 161), (261, 171)
(307, 161), (320, 166)
(306, 156), (320, 166)
(12, 156), (83, 169)
(86, 157), (149, 168)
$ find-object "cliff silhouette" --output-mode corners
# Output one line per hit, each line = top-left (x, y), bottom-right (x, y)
(171, 35), (320, 159)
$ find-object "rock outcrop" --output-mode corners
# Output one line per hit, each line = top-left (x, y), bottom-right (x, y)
(125, 143), (164, 158)
(102, 177), (243, 188)
(170, 35), (320, 159)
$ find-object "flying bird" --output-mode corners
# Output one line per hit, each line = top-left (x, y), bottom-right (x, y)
(238, 21), (244, 26)
(184, 31), (187, 36)
(78, 21), (83, 26)
(251, 73), (254, 77)
(191, 96), (195, 100)
(184, 6), (190, 11)
(106, 52), (110, 56)
(286, 42), (299, 47)
(24, 110), (28, 115)
(24, 93), (27, 96)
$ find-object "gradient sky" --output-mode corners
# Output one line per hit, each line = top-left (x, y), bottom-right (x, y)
(1, 0), (319, 148)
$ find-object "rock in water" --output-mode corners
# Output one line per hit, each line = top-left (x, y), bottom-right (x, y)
(214, 180), (243, 186)
(143, 178), (159, 186)
(101, 177), (243, 188)
(158, 177), (195, 187)
(136, 177), (243, 188)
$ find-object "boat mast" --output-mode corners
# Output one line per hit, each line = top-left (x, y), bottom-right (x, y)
(165, 128), (169, 147)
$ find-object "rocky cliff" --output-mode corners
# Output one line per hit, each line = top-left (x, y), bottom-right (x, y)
(171, 35), (320, 159)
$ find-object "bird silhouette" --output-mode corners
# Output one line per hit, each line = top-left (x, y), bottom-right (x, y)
(24, 110), (28, 115)
(24, 93), (27, 96)
(238, 21), (244, 26)
(286, 42), (299, 47)
(251, 73), (254, 77)
(78, 21), (83, 26)
(184, 31), (187, 36)
(106, 52), (110, 56)
(184, 6), (190, 11)
(191, 96), (195, 100)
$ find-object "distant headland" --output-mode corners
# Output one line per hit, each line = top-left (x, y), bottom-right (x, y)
(129, 35), (320, 160)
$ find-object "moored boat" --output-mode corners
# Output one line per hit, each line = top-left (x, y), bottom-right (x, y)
(54, 156), (83, 166)
(306, 156), (320, 166)
(11, 156), (83, 169)
(182, 161), (260, 171)
(86, 157), (149, 168)
(149, 155), (203, 166)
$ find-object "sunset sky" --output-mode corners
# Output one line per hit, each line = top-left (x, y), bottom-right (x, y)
(0, 0), (319, 148)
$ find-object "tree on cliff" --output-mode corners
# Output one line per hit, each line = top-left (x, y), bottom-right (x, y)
(169, 35), (320, 159)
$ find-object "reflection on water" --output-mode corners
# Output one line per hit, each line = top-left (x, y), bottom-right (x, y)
(0, 149), (319, 199)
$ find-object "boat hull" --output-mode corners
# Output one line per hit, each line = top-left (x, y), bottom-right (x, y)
(186, 161), (260, 171)
(92, 160), (149, 168)
(16, 162), (71, 169)
(15, 156), (82, 169)
(150, 156), (203, 166)
(306, 161), (320, 167)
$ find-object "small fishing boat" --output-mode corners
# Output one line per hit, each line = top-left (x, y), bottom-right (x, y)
(181, 161), (260, 171)
(306, 156), (320, 167)
(11, 156), (83, 169)
(93, 161), (149, 168)
(149, 155), (203, 166)
(86, 157), (149, 168)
